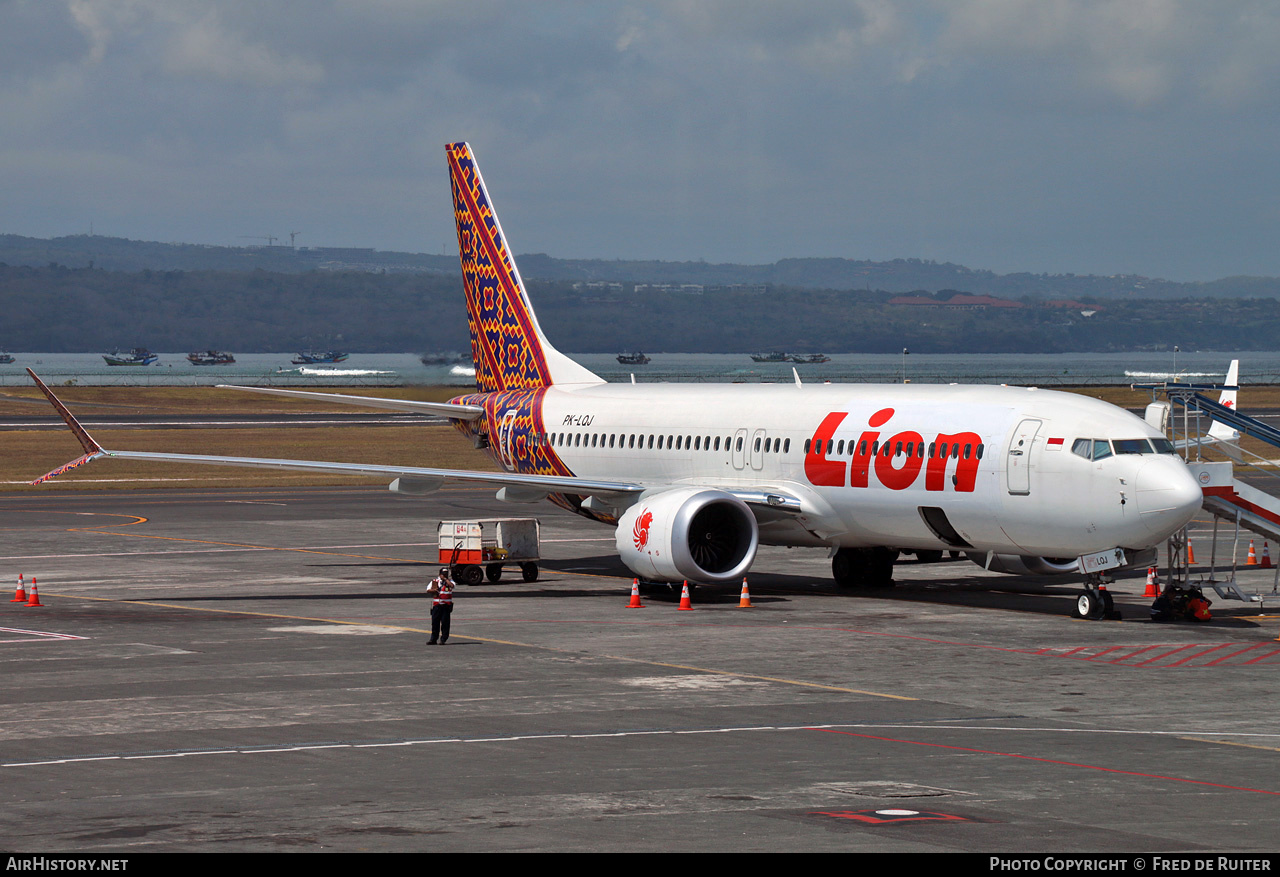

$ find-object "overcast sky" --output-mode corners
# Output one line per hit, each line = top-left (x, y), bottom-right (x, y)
(4, 0), (1279, 281)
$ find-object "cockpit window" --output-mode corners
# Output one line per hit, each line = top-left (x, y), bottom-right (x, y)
(1151, 437), (1177, 455)
(1113, 438), (1154, 455)
(1072, 439), (1092, 459)
(1092, 439), (1112, 461)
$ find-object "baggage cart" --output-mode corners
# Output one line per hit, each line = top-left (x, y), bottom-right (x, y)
(437, 518), (541, 585)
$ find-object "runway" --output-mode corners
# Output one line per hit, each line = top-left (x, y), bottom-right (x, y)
(3, 485), (1280, 853)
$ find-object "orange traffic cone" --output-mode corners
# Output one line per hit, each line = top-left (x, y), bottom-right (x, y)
(738, 577), (753, 608)
(25, 577), (42, 608)
(626, 578), (645, 609)
(1247, 540), (1259, 566)
(1144, 567), (1159, 598)
(11, 573), (26, 603)
(1187, 540), (1197, 565)
(1263, 542), (1274, 570)
(677, 581), (694, 611)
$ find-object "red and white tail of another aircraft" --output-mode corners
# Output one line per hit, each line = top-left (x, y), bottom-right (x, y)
(28, 142), (1203, 589)
(1169, 359), (1243, 462)
(1209, 359), (1243, 451)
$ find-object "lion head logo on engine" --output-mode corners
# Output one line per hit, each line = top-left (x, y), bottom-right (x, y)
(633, 508), (653, 550)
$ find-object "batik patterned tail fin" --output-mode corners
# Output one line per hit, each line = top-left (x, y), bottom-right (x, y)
(446, 142), (601, 393)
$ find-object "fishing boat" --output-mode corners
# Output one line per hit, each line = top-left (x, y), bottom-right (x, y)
(616, 351), (651, 365)
(0, 352), (14, 364)
(103, 348), (158, 366)
(292, 350), (349, 365)
(749, 351), (789, 363)
(788, 353), (831, 364)
(187, 350), (236, 365)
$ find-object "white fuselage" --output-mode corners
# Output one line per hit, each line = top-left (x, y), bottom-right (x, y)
(512, 381), (1201, 559)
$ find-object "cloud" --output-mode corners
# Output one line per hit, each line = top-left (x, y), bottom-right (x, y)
(161, 10), (323, 86)
(4, 1), (1280, 278)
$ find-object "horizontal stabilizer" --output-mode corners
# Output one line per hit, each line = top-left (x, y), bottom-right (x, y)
(216, 385), (485, 420)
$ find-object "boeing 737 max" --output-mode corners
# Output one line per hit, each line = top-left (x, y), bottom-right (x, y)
(28, 142), (1203, 617)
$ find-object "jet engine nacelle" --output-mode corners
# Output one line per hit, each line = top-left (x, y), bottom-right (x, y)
(970, 553), (1080, 576)
(616, 488), (758, 583)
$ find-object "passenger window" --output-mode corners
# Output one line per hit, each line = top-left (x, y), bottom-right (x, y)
(963, 443), (972, 459)
(736, 437), (743, 452)
(783, 438), (790, 453)
(754, 437), (761, 452)
(716, 436), (722, 451)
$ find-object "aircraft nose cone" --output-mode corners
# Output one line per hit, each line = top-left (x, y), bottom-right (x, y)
(1134, 457), (1203, 537)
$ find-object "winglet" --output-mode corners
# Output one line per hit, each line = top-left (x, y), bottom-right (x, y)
(26, 369), (105, 484)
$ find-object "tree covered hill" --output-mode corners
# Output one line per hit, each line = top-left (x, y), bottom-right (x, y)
(3, 262), (1279, 354)
(7, 232), (1280, 300)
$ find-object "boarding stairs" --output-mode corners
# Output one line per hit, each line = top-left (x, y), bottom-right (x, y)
(1165, 388), (1280, 604)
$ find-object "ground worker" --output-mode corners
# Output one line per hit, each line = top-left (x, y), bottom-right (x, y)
(426, 567), (456, 645)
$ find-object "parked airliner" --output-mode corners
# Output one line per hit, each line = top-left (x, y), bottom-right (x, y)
(28, 142), (1203, 617)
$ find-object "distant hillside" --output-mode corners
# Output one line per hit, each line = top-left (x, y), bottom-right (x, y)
(7, 232), (1280, 300)
(5, 262), (1280, 354)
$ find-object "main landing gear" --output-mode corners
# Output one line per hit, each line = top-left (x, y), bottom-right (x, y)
(1074, 573), (1121, 620)
(832, 547), (898, 589)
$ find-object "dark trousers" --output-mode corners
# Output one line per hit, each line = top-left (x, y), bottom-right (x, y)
(430, 603), (453, 643)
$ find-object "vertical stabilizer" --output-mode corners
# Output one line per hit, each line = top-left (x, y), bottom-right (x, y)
(446, 142), (602, 393)
(1209, 359), (1240, 443)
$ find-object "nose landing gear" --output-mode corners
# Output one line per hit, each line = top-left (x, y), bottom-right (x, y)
(1074, 574), (1121, 620)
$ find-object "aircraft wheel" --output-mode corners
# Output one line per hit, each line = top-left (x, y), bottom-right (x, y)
(458, 565), (484, 586)
(1074, 592), (1103, 619)
(1100, 589), (1120, 620)
(869, 548), (899, 588)
(521, 562), (539, 582)
(832, 548), (865, 589)
(486, 563), (504, 583)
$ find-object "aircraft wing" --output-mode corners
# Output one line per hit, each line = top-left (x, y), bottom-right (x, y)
(215, 385), (485, 420)
(26, 370), (804, 512)
(26, 369), (637, 495)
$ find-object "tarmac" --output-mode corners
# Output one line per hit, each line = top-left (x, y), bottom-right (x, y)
(3, 484), (1280, 853)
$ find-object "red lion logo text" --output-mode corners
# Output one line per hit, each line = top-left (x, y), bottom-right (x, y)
(633, 509), (653, 550)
